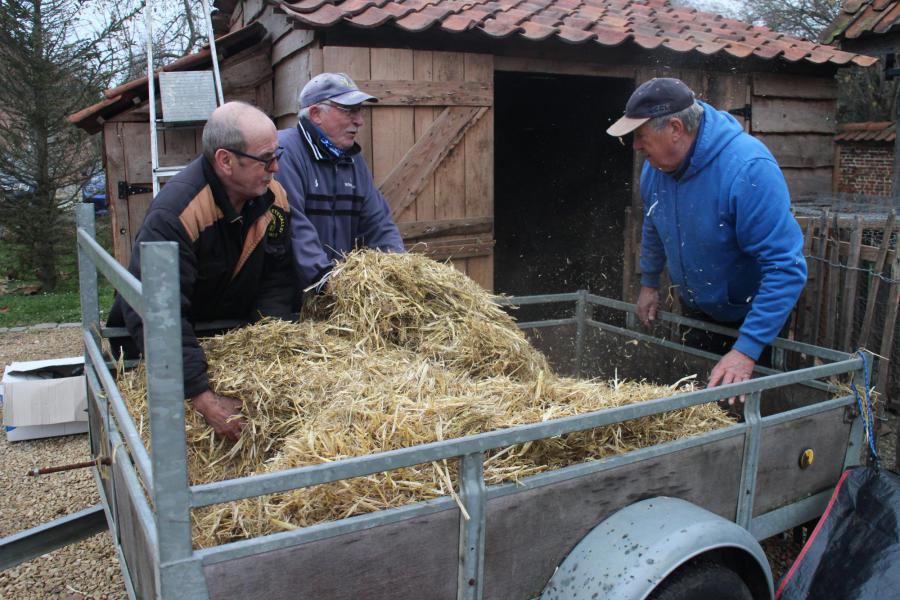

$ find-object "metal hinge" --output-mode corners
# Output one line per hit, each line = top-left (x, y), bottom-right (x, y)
(117, 181), (152, 201)
(728, 104), (752, 120)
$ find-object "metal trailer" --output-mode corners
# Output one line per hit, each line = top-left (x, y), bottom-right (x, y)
(9, 204), (870, 599)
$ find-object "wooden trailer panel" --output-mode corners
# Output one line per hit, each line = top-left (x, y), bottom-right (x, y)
(195, 401), (850, 599)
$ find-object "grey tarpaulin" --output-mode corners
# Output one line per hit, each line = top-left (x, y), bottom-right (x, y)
(775, 467), (900, 599)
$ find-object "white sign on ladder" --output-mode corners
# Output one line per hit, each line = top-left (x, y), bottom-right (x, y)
(159, 72), (218, 123)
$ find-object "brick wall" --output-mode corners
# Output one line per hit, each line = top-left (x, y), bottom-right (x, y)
(836, 142), (894, 196)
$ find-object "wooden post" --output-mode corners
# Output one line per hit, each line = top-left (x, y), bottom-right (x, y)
(840, 216), (863, 350)
(859, 211), (896, 350)
(893, 83), (900, 200)
(823, 214), (841, 350)
(877, 249), (900, 409)
(810, 211), (830, 346)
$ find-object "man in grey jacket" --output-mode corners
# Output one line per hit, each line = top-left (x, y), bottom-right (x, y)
(276, 73), (404, 292)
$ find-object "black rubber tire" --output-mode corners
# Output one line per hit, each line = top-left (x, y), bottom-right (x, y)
(649, 561), (754, 600)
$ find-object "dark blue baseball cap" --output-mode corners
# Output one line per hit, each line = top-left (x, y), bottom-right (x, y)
(607, 78), (695, 137)
(299, 72), (378, 109)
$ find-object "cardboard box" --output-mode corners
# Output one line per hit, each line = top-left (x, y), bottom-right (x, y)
(1, 357), (88, 442)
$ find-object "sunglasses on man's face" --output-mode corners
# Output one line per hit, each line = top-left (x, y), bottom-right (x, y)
(223, 146), (285, 170)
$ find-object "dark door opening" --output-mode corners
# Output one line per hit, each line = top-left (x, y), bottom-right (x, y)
(494, 72), (634, 302)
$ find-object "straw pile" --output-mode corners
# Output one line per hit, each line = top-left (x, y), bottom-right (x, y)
(119, 250), (734, 548)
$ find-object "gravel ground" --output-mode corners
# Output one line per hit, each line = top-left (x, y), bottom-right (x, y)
(0, 327), (896, 598)
(0, 328), (126, 599)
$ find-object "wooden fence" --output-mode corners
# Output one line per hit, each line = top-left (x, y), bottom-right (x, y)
(791, 210), (899, 408)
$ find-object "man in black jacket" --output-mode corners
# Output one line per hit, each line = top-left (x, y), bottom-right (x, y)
(107, 101), (298, 441)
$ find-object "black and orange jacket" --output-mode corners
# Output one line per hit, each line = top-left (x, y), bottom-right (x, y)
(107, 156), (298, 397)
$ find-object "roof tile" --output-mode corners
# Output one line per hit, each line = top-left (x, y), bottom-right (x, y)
(283, 2), (347, 25)
(283, 0), (335, 13)
(632, 33), (664, 49)
(662, 37), (696, 52)
(501, 7), (536, 23)
(561, 14), (594, 30)
(395, 9), (443, 30)
(519, 19), (558, 40)
(338, 0), (387, 13)
(271, 0), (879, 70)
(346, 5), (396, 26)
(590, 22), (630, 45)
(480, 15), (522, 36)
(751, 41), (782, 59)
(557, 25), (597, 42)
(723, 41), (755, 58)
(781, 43), (811, 62)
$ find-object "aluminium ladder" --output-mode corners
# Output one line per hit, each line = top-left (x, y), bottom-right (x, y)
(144, 0), (225, 196)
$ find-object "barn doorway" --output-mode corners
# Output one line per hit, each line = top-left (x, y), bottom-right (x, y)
(493, 72), (634, 303)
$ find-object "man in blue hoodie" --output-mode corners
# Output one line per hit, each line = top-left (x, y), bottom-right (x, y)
(607, 78), (807, 401)
(276, 73), (405, 293)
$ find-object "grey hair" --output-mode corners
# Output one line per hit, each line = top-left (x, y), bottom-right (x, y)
(202, 101), (255, 163)
(299, 103), (331, 121)
(649, 101), (704, 133)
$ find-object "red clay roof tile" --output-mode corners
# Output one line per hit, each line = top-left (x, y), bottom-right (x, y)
(589, 22), (630, 45)
(480, 16), (523, 36)
(284, 0), (336, 13)
(822, 0), (900, 43)
(519, 19), (558, 39)
(557, 25), (597, 42)
(346, 5), (396, 26)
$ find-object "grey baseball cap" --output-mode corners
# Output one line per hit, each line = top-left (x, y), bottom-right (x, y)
(299, 72), (378, 109)
(607, 78), (695, 137)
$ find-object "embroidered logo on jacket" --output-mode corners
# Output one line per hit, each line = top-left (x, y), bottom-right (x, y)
(267, 207), (287, 240)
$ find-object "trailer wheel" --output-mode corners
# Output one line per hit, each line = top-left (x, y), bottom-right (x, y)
(649, 561), (754, 600)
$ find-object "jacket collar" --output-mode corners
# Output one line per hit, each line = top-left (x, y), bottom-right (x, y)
(297, 117), (361, 163)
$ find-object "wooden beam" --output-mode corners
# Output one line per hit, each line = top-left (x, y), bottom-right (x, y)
(493, 56), (635, 79)
(752, 98), (837, 134)
(752, 73), (838, 100)
(398, 216), (493, 240)
(355, 80), (492, 106)
(407, 237), (494, 261)
(379, 106), (488, 219)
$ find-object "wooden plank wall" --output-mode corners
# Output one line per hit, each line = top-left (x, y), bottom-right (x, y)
(317, 46), (495, 289)
(751, 73), (837, 197)
(793, 211), (899, 408)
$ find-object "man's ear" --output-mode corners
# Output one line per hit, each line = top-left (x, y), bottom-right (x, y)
(214, 148), (233, 175)
(308, 104), (323, 125)
(669, 117), (686, 141)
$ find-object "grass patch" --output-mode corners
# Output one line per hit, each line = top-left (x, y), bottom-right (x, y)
(0, 213), (115, 327)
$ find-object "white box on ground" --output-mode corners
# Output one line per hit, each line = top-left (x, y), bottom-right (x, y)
(1, 357), (88, 442)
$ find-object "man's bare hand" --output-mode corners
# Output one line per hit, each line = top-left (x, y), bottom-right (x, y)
(636, 286), (660, 328)
(191, 390), (246, 441)
(707, 349), (755, 405)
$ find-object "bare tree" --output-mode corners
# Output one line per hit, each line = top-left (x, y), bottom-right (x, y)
(681, 0), (895, 123)
(0, 0), (137, 291)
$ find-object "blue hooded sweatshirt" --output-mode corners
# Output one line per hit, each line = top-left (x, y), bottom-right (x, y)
(639, 101), (807, 360)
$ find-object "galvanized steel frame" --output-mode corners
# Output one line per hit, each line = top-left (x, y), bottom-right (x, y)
(74, 205), (867, 599)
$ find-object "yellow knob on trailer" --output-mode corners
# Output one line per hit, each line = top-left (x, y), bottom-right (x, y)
(799, 448), (815, 469)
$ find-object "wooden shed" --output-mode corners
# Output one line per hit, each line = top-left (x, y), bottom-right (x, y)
(69, 0), (876, 301)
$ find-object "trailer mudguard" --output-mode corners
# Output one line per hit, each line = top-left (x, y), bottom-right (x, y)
(541, 497), (774, 600)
